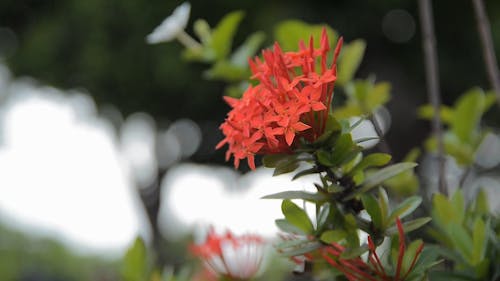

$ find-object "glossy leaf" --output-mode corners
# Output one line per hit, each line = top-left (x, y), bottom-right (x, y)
(281, 200), (314, 234)
(340, 244), (369, 259)
(343, 162), (418, 200)
(262, 191), (326, 202)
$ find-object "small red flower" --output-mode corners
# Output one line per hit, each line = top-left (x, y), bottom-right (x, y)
(291, 218), (424, 281)
(191, 228), (266, 280)
(217, 28), (343, 169)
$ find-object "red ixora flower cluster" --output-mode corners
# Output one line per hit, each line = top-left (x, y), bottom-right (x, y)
(216, 28), (343, 169)
(190, 228), (265, 280)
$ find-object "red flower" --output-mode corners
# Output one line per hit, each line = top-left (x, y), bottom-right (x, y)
(190, 228), (266, 280)
(217, 28), (343, 169)
(292, 218), (424, 281)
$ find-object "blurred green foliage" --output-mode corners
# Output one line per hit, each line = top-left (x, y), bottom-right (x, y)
(0, 223), (119, 281)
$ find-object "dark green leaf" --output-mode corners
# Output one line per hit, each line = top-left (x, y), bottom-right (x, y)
(262, 154), (292, 168)
(274, 161), (300, 176)
(361, 193), (383, 228)
(281, 200), (314, 234)
(292, 167), (319, 180)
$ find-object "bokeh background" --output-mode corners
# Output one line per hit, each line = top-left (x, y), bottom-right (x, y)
(0, 0), (500, 280)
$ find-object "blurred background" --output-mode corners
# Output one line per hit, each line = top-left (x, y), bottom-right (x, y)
(0, 0), (500, 280)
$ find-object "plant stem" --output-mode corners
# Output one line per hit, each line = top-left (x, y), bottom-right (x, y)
(418, 0), (448, 196)
(176, 30), (203, 50)
(472, 0), (500, 108)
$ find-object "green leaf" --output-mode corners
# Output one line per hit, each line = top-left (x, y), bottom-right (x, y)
(340, 244), (369, 259)
(431, 193), (458, 228)
(230, 31), (266, 66)
(281, 200), (314, 234)
(451, 190), (465, 223)
(204, 61), (249, 81)
(385, 217), (431, 236)
(361, 193), (383, 228)
(262, 154), (292, 167)
(387, 196), (422, 223)
(378, 187), (390, 226)
(471, 218), (487, 265)
(449, 223), (473, 262)
(343, 162), (418, 200)
(292, 167), (319, 180)
(474, 189), (490, 215)
(211, 11), (244, 60)
(263, 154), (300, 176)
(365, 82), (391, 112)
(417, 105), (454, 124)
(331, 133), (360, 166)
(274, 160), (300, 176)
(333, 103), (363, 119)
(121, 237), (148, 281)
(275, 219), (306, 234)
(316, 203), (331, 230)
(320, 229), (347, 244)
(316, 149), (334, 167)
(402, 239), (424, 276)
(451, 87), (486, 143)
(337, 40), (366, 85)
(274, 20), (337, 52)
(349, 153), (392, 176)
(278, 241), (322, 257)
(262, 191), (326, 202)
(193, 19), (212, 45)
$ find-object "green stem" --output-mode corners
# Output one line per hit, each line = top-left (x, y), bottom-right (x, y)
(176, 30), (203, 50)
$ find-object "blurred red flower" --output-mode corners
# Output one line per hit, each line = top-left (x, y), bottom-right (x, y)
(190, 228), (266, 280)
